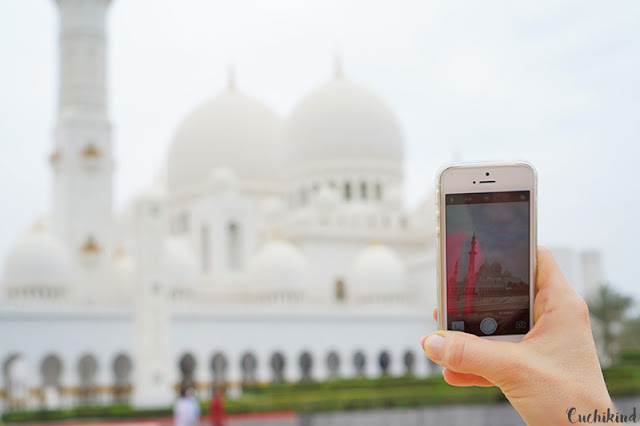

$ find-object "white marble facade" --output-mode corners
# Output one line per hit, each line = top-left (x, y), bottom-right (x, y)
(0, 0), (438, 410)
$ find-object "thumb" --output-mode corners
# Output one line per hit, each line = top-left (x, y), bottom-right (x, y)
(422, 331), (519, 384)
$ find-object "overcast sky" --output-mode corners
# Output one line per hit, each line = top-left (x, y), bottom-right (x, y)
(1, 1), (639, 302)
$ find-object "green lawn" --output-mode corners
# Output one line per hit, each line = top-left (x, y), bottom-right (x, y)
(3, 363), (639, 425)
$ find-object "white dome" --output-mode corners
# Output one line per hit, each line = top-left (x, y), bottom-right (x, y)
(348, 245), (406, 298)
(250, 240), (308, 293)
(3, 227), (72, 288)
(167, 88), (283, 194)
(165, 237), (198, 287)
(285, 75), (403, 168)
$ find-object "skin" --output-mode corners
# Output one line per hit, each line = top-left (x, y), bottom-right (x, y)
(421, 246), (613, 425)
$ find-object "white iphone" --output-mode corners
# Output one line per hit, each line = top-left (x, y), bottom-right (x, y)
(437, 162), (537, 342)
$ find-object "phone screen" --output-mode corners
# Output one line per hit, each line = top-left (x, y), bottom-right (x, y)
(445, 191), (530, 336)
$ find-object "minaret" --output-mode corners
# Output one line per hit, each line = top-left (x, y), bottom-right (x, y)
(50, 0), (114, 304)
(464, 233), (477, 316)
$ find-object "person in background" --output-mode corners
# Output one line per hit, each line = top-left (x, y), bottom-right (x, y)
(209, 386), (226, 426)
(174, 386), (201, 426)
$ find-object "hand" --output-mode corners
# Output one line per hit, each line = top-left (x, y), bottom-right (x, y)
(421, 246), (612, 425)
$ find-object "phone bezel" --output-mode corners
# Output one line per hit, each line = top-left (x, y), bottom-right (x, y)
(436, 161), (537, 342)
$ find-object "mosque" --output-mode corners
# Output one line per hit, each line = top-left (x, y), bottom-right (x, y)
(0, 0), (439, 411)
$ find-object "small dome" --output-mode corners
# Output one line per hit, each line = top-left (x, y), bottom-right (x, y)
(285, 75), (403, 168)
(348, 245), (406, 298)
(3, 226), (72, 289)
(165, 237), (198, 287)
(249, 240), (308, 293)
(167, 88), (283, 194)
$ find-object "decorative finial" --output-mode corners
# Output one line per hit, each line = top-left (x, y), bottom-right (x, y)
(227, 62), (236, 91)
(334, 54), (344, 80)
(81, 236), (101, 254)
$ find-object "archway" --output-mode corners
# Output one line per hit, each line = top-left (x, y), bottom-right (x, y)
(378, 351), (391, 376)
(326, 352), (340, 379)
(353, 351), (366, 377)
(210, 353), (228, 391)
(77, 354), (98, 405)
(270, 352), (286, 383)
(403, 351), (415, 376)
(240, 353), (257, 387)
(112, 354), (132, 403)
(41, 354), (63, 409)
(3, 354), (28, 410)
(178, 353), (197, 389)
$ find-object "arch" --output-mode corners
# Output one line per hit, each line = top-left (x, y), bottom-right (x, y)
(3, 353), (28, 410)
(240, 352), (257, 387)
(270, 352), (286, 384)
(210, 352), (228, 388)
(378, 351), (391, 376)
(112, 353), (132, 403)
(353, 351), (366, 377)
(403, 350), (415, 376)
(326, 351), (340, 379)
(77, 353), (98, 405)
(41, 354), (63, 388)
(344, 182), (352, 201)
(179, 352), (197, 388)
(299, 352), (313, 382)
(375, 183), (383, 201)
(227, 222), (242, 270)
(360, 181), (368, 200)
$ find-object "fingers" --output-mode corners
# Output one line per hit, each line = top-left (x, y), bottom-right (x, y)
(421, 331), (519, 385)
(442, 369), (495, 387)
(535, 246), (572, 294)
(433, 306), (438, 322)
(533, 246), (583, 323)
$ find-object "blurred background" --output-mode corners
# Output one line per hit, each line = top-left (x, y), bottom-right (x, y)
(1, 1), (639, 425)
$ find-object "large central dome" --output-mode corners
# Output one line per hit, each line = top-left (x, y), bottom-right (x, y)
(285, 74), (403, 169)
(167, 86), (283, 194)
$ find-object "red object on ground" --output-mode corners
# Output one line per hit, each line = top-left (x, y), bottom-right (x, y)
(210, 393), (225, 426)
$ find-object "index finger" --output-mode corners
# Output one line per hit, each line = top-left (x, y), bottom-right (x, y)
(535, 246), (574, 295)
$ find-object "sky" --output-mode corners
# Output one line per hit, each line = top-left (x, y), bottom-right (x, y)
(0, 1), (639, 302)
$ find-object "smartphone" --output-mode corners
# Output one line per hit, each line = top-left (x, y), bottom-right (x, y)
(436, 162), (537, 342)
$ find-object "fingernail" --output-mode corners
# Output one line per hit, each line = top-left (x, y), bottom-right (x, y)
(424, 334), (444, 362)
